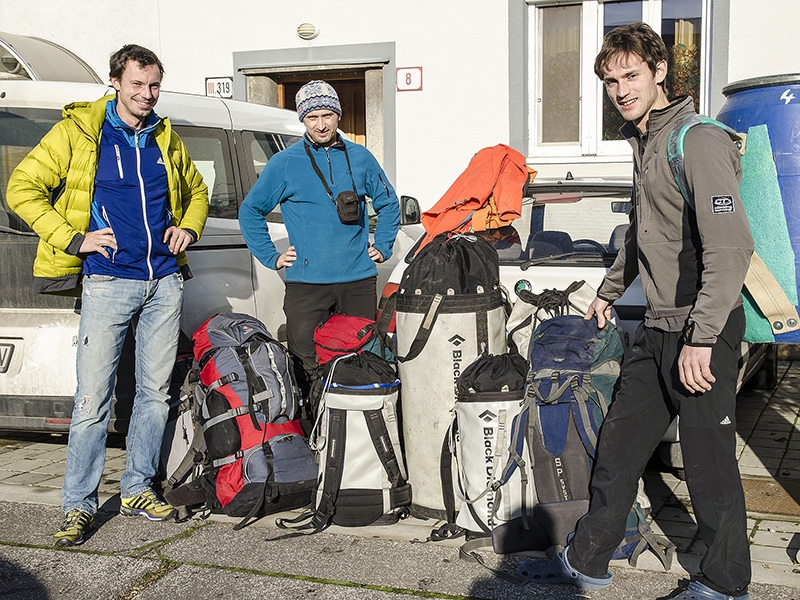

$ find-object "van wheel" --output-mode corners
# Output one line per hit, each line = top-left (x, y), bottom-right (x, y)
(747, 344), (778, 391)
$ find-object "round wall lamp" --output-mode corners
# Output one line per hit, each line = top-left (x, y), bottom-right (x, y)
(297, 23), (320, 40)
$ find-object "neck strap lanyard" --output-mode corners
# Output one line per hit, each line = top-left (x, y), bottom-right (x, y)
(304, 137), (358, 199)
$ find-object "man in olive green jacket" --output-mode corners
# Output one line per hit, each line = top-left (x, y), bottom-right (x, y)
(520, 23), (752, 600)
(7, 44), (208, 547)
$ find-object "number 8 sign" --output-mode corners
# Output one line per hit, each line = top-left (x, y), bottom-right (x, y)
(396, 67), (423, 92)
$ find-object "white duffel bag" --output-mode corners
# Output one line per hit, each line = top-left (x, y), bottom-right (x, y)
(394, 233), (507, 520)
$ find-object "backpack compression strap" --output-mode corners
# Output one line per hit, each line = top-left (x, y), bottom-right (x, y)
(234, 343), (274, 431)
(456, 408), (511, 536)
(667, 114), (800, 336)
(164, 366), (207, 493)
(625, 503), (676, 570)
(232, 439), (279, 531)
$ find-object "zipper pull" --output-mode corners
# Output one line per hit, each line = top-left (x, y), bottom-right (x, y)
(114, 145), (123, 178)
(101, 206), (117, 263)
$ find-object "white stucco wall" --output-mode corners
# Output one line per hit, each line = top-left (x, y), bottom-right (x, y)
(0, 0), (510, 208)
(4, 0), (799, 206)
(727, 0), (800, 84)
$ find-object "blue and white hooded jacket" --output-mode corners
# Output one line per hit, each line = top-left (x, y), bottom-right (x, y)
(85, 100), (179, 280)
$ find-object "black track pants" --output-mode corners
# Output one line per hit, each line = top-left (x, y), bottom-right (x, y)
(283, 276), (377, 394)
(569, 306), (750, 597)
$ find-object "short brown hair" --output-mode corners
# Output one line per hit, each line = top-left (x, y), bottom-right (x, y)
(594, 22), (668, 85)
(109, 44), (164, 81)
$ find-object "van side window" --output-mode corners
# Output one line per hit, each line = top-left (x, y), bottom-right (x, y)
(0, 108), (61, 234)
(244, 131), (282, 180)
(240, 131), (302, 222)
(173, 126), (237, 219)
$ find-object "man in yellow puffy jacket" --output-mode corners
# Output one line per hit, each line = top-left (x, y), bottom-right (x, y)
(6, 44), (208, 547)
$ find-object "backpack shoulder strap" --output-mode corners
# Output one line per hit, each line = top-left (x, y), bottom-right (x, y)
(427, 419), (465, 541)
(667, 114), (742, 209)
(274, 405), (348, 535)
(375, 291), (396, 335)
(309, 407), (347, 532)
(363, 409), (404, 486)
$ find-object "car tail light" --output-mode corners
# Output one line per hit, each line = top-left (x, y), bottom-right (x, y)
(377, 282), (399, 333)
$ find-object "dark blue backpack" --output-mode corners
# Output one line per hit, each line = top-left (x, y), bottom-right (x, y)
(492, 315), (674, 569)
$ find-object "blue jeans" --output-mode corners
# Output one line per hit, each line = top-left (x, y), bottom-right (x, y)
(62, 272), (183, 514)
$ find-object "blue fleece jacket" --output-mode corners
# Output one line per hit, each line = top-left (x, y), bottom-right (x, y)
(239, 136), (400, 284)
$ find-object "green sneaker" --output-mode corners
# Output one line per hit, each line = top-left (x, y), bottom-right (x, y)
(54, 509), (95, 547)
(120, 489), (176, 521)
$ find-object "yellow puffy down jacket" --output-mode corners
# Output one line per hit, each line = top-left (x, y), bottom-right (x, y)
(6, 94), (209, 293)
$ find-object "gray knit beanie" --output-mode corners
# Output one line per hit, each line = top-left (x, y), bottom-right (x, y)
(295, 80), (342, 122)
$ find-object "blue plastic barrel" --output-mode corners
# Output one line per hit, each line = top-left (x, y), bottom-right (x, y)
(717, 74), (800, 343)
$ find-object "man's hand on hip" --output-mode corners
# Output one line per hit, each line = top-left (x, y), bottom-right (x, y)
(80, 228), (117, 259)
(163, 226), (194, 254)
(368, 246), (385, 263)
(276, 246), (296, 269)
(585, 296), (613, 329)
(678, 344), (715, 394)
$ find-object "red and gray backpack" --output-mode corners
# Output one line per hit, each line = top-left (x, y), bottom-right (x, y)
(174, 312), (317, 529)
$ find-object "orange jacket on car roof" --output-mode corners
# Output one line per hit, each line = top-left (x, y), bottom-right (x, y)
(418, 143), (535, 250)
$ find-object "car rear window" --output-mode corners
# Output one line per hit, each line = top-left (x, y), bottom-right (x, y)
(475, 185), (632, 267)
(0, 107), (76, 310)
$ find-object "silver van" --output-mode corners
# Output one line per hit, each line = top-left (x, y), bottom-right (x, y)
(0, 80), (421, 431)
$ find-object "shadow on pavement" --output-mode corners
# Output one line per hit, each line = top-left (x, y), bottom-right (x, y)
(737, 359), (800, 514)
(0, 558), (51, 599)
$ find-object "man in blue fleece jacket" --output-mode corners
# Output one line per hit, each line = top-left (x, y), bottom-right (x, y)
(239, 80), (400, 394)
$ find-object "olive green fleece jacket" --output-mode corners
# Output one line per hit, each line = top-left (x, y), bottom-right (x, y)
(598, 96), (753, 346)
(6, 94), (209, 293)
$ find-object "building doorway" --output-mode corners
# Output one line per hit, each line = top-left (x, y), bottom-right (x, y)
(233, 42), (396, 180)
(282, 77), (366, 146)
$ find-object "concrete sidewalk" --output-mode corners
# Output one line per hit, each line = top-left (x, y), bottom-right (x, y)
(1, 363), (800, 599)
(0, 486), (796, 600)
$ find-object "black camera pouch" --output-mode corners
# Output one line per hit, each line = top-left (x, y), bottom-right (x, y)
(335, 190), (361, 225)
